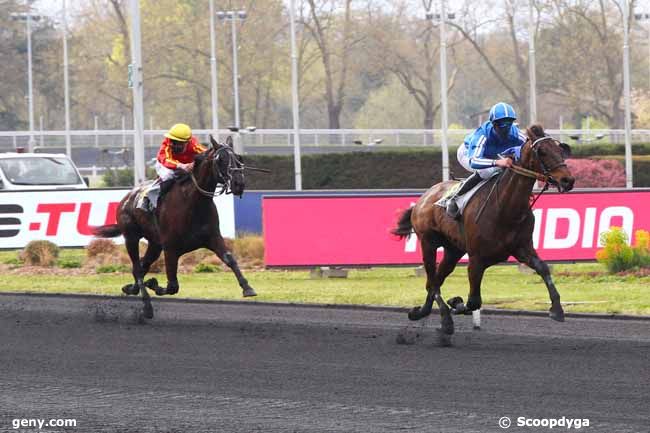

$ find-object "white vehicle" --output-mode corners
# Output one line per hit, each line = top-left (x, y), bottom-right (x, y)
(0, 152), (88, 190)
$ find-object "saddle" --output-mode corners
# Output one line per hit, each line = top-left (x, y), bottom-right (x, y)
(434, 172), (499, 217)
(135, 179), (162, 212)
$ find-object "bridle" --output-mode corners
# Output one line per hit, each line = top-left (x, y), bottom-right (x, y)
(190, 146), (243, 197)
(507, 135), (569, 208)
(509, 136), (567, 182)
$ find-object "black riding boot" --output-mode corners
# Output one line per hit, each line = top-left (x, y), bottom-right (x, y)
(157, 178), (175, 207)
(446, 172), (482, 218)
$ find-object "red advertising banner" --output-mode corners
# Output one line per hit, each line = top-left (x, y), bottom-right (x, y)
(262, 190), (650, 267)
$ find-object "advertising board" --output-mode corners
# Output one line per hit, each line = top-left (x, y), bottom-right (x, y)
(263, 190), (650, 267)
(0, 189), (235, 248)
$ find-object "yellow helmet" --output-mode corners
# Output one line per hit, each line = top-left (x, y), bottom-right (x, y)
(164, 123), (192, 141)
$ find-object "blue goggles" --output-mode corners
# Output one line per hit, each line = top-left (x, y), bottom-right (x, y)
(494, 119), (514, 130)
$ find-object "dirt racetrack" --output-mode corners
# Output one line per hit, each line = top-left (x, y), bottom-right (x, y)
(0, 293), (648, 433)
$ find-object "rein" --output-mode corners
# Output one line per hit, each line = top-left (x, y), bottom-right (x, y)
(189, 146), (239, 198)
(190, 172), (225, 198)
(509, 164), (548, 182)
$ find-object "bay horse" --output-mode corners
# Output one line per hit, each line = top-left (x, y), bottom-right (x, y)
(92, 135), (256, 319)
(392, 124), (575, 337)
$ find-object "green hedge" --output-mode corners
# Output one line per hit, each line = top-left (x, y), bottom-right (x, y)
(244, 148), (468, 190)
(244, 147), (650, 189)
(102, 145), (650, 189)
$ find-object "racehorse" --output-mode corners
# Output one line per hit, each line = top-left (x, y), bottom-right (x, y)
(92, 135), (256, 319)
(392, 124), (575, 337)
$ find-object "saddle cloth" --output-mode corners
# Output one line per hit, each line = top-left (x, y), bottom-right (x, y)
(435, 172), (499, 216)
(135, 179), (161, 211)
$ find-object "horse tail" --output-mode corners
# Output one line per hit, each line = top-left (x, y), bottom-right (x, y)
(92, 224), (122, 238)
(391, 208), (414, 239)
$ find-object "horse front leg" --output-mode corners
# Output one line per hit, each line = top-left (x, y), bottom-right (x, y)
(157, 250), (180, 296)
(515, 246), (564, 322)
(208, 236), (256, 297)
(466, 256), (487, 312)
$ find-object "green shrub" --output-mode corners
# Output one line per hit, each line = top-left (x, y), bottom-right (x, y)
(20, 240), (59, 266)
(2, 256), (22, 265)
(59, 259), (82, 268)
(102, 167), (156, 187)
(96, 264), (129, 273)
(596, 228), (650, 273)
(194, 263), (219, 273)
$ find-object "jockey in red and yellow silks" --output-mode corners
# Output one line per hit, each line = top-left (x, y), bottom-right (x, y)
(144, 124), (206, 210)
(155, 124), (206, 181)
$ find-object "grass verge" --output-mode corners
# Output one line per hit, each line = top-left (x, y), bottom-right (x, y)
(0, 252), (647, 316)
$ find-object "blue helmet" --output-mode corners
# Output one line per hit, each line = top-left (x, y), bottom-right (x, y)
(489, 102), (517, 122)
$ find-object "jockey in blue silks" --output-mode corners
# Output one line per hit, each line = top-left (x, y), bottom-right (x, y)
(446, 102), (527, 218)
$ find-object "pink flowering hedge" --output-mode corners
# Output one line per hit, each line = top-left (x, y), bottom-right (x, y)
(565, 158), (626, 188)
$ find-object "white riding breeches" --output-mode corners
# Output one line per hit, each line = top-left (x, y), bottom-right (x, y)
(457, 145), (501, 179)
(155, 161), (176, 181)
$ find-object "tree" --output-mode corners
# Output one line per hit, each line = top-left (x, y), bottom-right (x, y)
(538, 0), (636, 128)
(366, 2), (459, 129)
(448, 0), (538, 124)
(302, 0), (364, 129)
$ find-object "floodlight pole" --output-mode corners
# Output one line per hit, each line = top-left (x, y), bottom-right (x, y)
(427, 1), (451, 181)
(63, 0), (71, 157)
(528, 0), (537, 123)
(289, 0), (302, 190)
(129, 0), (146, 184)
(209, 0), (220, 139)
(623, 0), (633, 188)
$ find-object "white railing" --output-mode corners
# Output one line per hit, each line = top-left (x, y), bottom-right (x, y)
(2, 128), (649, 152)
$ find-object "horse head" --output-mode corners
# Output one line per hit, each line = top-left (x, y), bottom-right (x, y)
(521, 124), (575, 193)
(206, 134), (246, 197)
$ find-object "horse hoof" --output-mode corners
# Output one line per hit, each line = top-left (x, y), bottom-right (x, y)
(435, 328), (453, 347)
(408, 307), (422, 321)
(122, 284), (139, 296)
(451, 303), (467, 315)
(143, 303), (154, 319)
(243, 287), (257, 297)
(144, 278), (159, 290)
(441, 316), (454, 335)
(549, 307), (565, 322)
(154, 287), (166, 296)
(447, 296), (464, 309)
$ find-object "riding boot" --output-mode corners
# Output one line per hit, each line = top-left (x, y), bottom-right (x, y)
(156, 178), (175, 207)
(446, 172), (482, 218)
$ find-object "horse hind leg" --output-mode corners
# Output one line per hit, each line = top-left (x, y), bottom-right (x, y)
(122, 236), (143, 296)
(124, 235), (153, 319)
(432, 246), (465, 335)
(140, 242), (162, 293)
(409, 236), (461, 335)
(208, 236), (256, 297)
(408, 235), (440, 321)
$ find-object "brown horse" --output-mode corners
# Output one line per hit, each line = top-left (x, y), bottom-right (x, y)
(92, 135), (256, 319)
(392, 124), (575, 337)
